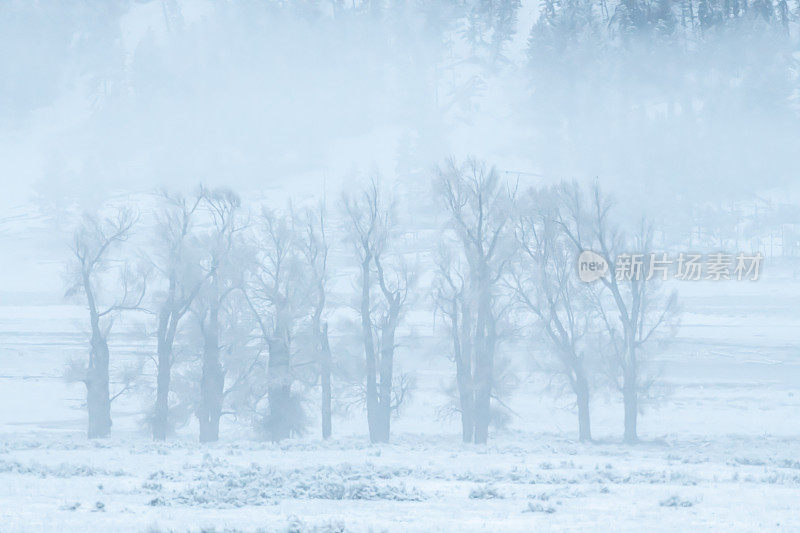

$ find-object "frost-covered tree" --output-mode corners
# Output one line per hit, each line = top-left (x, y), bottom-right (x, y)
(433, 246), (474, 442)
(464, 0), (522, 67)
(148, 191), (206, 441)
(191, 187), (245, 442)
(342, 179), (414, 443)
(66, 206), (146, 438)
(245, 207), (310, 441)
(557, 183), (678, 443)
(298, 203), (334, 439)
(435, 158), (516, 444)
(508, 187), (597, 442)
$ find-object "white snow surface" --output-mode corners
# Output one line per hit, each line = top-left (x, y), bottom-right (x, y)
(1, 273), (800, 531)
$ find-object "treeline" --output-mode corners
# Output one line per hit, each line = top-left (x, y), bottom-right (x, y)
(66, 158), (677, 445)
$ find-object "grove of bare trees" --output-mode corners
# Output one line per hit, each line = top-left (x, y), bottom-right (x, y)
(66, 161), (678, 446)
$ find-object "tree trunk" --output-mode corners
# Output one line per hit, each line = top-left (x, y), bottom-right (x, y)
(454, 300), (474, 443)
(472, 281), (494, 445)
(198, 307), (224, 443)
(267, 333), (292, 441)
(84, 275), (112, 439)
(575, 372), (591, 443)
(86, 331), (112, 439)
(153, 299), (180, 442)
(456, 368), (474, 443)
(360, 258), (380, 442)
(375, 322), (395, 443)
(152, 337), (172, 441)
(472, 349), (491, 444)
(623, 379), (638, 444)
(623, 343), (638, 444)
(320, 322), (332, 440)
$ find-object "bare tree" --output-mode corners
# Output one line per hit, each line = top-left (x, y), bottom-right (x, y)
(66, 207), (145, 438)
(342, 179), (413, 443)
(149, 191), (206, 441)
(372, 234), (414, 442)
(192, 187), (244, 442)
(435, 158), (516, 444)
(298, 202), (333, 439)
(433, 246), (474, 442)
(508, 187), (595, 442)
(557, 183), (677, 444)
(342, 181), (383, 443)
(246, 207), (310, 441)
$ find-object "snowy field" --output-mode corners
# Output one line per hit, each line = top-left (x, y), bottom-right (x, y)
(2, 0), (799, 530)
(2, 274), (800, 532)
(2, 431), (800, 531)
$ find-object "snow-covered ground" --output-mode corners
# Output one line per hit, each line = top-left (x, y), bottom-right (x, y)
(2, 431), (799, 531)
(2, 0), (799, 530)
(1, 270), (800, 531)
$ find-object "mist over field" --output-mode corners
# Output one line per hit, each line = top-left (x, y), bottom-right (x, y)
(1, 1), (800, 531)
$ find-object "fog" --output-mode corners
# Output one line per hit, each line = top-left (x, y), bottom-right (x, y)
(1, 1), (800, 531)
(0, 3), (792, 199)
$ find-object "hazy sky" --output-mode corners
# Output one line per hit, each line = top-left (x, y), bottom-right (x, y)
(1, 0), (798, 296)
